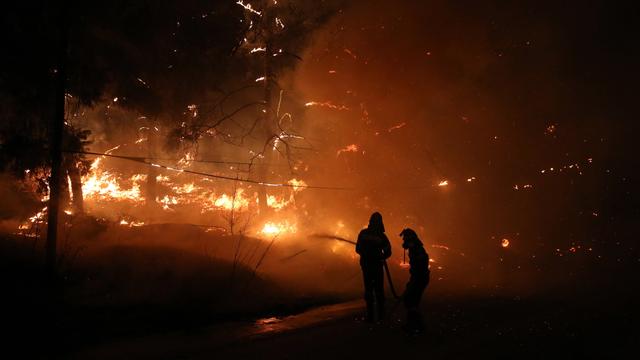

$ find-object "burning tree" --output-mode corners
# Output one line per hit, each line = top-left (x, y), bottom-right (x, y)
(167, 1), (336, 211)
(3, 1), (342, 272)
(2, 0), (249, 270)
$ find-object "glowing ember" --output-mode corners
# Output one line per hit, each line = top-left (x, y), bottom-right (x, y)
(545, 124), (557, 134)
(304, 101), (350, 111)
(387, 122), (406, 132)
(513, 184), (533, 190)
(501, 238), (510, 248)
(236, 0), (262, 16)
(343, 48), (357, 59)
(336, 144), (359, 156)
(438, 180), (449, 187)
(275, 17), (285, 29)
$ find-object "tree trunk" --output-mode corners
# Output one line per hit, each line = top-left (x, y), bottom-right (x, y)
(46, 3), (68, 276)
(68, 163), (84, 214)
(60, 171), (70, 211)
(146, 126), (158, 207)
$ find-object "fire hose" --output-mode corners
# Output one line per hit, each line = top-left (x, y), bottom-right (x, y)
(310, 233), (403, 300)
(383, 259), (402, 300)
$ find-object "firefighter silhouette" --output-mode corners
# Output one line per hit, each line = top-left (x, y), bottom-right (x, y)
(356, 212), (392, 322)
(399, 228), (430, 333)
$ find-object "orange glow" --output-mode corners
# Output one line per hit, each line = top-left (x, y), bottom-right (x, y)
(501, 238), (510, 248)
(259, 220), (297, 237)
(288, 178), (307, 191)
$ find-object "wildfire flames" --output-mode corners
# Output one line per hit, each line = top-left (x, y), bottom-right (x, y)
(10, 0), (602, 267)
(82, 158), (144, 202)
(260, 221), (297, 236)
(18, 154), (306, 238)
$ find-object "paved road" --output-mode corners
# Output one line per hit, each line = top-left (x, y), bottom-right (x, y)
(71, 295), (637, 359)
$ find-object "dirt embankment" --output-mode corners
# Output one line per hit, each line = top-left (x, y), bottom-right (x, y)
(1, 217), (360, 355)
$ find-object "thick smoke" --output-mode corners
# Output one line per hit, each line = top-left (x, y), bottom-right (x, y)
(284, 0), (635, 294)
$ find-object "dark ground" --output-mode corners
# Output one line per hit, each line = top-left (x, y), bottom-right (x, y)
(71, 288), (638, 359)
(2, 230), (638, 359)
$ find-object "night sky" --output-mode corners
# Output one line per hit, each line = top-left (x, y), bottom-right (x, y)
(293, 0), (639, 265)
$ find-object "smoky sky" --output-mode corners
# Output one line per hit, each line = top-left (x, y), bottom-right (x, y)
(287, 0), (638, 257)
